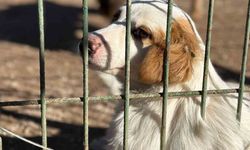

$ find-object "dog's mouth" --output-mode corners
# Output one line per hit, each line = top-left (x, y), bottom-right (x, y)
(79, 45), (125, 74)
(79, 48), (103, 70)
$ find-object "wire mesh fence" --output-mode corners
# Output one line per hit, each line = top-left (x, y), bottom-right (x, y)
(0, 0), (249, 150)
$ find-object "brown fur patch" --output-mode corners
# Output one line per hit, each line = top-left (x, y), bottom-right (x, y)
(139, 19), (202, 84)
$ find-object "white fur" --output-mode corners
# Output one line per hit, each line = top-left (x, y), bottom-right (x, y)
(88, 0), (250, 149)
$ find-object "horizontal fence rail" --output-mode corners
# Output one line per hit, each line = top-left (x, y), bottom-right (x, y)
(0, 0), (250, 149)
(1, 88), (250, 107)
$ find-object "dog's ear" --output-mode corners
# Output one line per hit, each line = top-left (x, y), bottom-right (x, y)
(139, 19), (201, 84)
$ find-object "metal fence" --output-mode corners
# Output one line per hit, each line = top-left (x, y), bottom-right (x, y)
(0, 0), (250, 150)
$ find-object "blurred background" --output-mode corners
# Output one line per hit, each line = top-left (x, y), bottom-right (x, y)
(0, 0), (249, 149)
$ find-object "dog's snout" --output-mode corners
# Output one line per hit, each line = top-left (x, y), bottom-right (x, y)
(78, 34), (104, 56)
(88, 41), (100, 55)
(88, 34), (103, 55)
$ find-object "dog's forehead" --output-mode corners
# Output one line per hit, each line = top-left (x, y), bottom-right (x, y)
(119, 0), (186, 20)
(117, 1), (187, 30)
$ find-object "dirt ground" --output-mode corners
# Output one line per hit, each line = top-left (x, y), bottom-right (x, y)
(0, 0), (250, 149)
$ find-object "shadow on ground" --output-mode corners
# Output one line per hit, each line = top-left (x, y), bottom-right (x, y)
(0, 1), (101, 52)
(1, 109), (106, 150)
(214, 64), (250, 85)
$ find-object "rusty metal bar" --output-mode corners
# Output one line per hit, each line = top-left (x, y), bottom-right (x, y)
(1, 88), (250, 107)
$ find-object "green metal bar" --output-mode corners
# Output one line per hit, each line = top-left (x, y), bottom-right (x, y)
(161, 0), (173, 150)
(237, 0), (250, 122)
(200, 0), (215, 118)
(1, 88), (250, 107)
(124, 0), (131, 149)
(37, 0), (47, 148)
(82, 0), (89, 149)
(0, 136), (2, 150)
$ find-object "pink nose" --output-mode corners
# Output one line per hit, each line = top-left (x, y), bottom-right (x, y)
(88, 34), (104, 55)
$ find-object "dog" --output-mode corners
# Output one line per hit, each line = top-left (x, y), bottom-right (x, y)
(80, 0), (250, 149)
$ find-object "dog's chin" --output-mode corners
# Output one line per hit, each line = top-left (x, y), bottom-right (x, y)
(89, 62), (124, 76)
(88, 62), (105, 70)
(88, 58), (106, 70)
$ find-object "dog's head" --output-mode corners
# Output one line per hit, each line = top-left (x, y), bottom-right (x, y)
(80, 0), (203, 86)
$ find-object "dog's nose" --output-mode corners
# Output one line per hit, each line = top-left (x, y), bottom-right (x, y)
(78, 34), (104, 56)
(88, 34), (103, 55)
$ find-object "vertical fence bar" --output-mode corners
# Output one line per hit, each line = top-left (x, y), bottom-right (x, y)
(200, 0), (215, 118)
(0, 137), (2, 150)
(160, 1), (173, 150)
(82, 0), (89, 149)
(38, 0), (47, 148)
(123, 0), (131, 149)
(237, 0), (250, 122)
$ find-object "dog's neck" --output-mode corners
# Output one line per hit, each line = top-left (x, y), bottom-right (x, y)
(98, 59), (217, 95)
(96, 62), (200, 95)
(97, 60), (250, 148)
(96, 60), (230, 99)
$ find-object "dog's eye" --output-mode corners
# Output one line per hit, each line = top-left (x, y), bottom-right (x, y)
(112, 10), (121, 22)
(132, 27), (151, 39)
